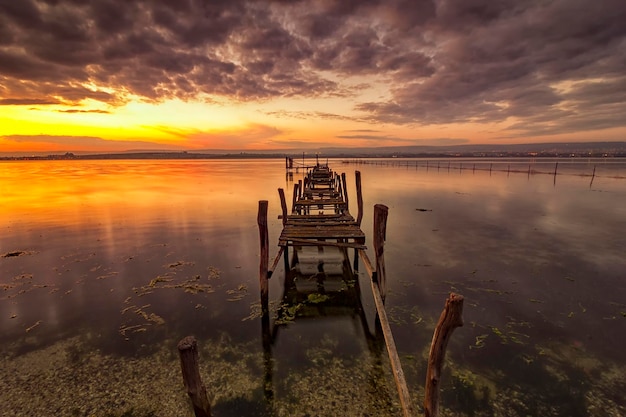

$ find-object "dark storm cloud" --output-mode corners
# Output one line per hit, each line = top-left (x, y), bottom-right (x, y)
(1, 0), (624, 137)
(356, 0), (626, 135)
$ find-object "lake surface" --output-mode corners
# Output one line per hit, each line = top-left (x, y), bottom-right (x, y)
(1, 158), (625, 417)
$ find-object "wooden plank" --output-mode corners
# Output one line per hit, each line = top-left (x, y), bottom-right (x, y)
(267, 246), (284, 278)
(279, 238), (367, 249)
(358, 248), (414, 417)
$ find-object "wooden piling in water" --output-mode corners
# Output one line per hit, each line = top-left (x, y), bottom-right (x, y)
(424, 293), (464, 417)
(178, 336), (212, 417)
(258, 200), (269, 313)
(341, 172), (349, 213)
(355, 171), (363, 227)
(373, 204), (388, 301)
(291, 183), (299, 214)
(278, 188), (289, 222)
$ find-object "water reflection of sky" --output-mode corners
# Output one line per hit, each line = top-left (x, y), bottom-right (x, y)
(1, 158), (625, 415)
(347, 162), (626, 363)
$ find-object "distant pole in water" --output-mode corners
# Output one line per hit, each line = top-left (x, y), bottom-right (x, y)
(459, 163), (462, 174)
(507, 164), (510, 177)
(489, 163), (493, 175)
(473, 164), (475, 174)
(528, 164), (531, 179)
(447, 161), (450, 172)
(178, 336), (212, 417)
(590, 165), (597, 187)
(553, 162), (559, 186)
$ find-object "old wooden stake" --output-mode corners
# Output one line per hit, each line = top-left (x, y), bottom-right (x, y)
(258, 200), (269, 313)
(341, 172), (349, 213)
(373, 204), (388, 301)
(355, 171), (363, 227)
(278, 188), (288, 224)
(291, 183), (299, 214)
(424, 293), (464, 417)
(178, 336), (212, 417)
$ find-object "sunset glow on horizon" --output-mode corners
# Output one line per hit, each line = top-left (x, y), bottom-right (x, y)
(1, 0), (625, 155)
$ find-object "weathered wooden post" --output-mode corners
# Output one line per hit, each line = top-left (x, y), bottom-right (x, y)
(424, 293), (464, 417)
(354, 171), (364, 271)
(258, 200), (269, 313)
(278, 188), (288, 224)
(373, 204), (388, 301)
(178, 336), (212, 417)
(341, 172), (349, 213)
(355, 171), (363, 227)
(291, 183), (299, 214)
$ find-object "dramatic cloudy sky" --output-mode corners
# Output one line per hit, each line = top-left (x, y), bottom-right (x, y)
(1, 0), (625, 153)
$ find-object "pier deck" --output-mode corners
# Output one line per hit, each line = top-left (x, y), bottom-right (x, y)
(278, 164), (365, 249)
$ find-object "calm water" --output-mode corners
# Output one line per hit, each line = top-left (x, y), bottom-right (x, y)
(1, 158), (625, 416)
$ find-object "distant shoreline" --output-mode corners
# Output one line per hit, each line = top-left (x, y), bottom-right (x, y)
(2, 151), (626, 161)
(2, 141), (626, 160)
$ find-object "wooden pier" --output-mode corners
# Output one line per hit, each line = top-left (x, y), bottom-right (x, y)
(266, 163), (420, 415)
(177, 162), (464, 417)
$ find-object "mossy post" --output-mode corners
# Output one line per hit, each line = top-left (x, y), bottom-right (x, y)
(258, 200), (269, 313)
(373, 204), (388, 301)
(178, 336), (211, 417)
(424, 293), (464, 417)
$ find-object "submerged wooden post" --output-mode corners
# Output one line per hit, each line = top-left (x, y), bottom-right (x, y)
(178, 336), (212, 417)
(258, 200), (269, 313)
(373, 204), (388, 301)
(424, 293), (464, 417)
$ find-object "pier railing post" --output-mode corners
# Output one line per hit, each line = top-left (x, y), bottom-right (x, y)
(258, 200), (269, 313)
(424, 293), (464, 417)
(373, 204), (388, 301)
(178, 336), (212, 417)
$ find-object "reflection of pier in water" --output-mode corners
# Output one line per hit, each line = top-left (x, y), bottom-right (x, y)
(261, 243), (391, 411)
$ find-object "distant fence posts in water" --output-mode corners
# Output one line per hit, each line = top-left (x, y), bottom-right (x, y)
(178, 336), (212, 417)
(424, 293), (465, 417)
